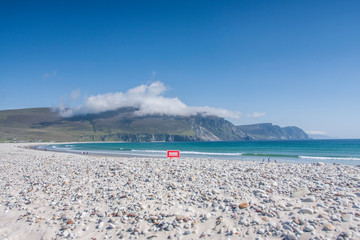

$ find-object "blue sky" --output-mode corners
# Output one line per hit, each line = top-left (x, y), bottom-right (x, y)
(1, 0), (360, 138)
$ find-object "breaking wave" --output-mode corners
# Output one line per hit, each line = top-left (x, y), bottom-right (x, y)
(299, 156), (360, 161)
(131, 150), (243, 156)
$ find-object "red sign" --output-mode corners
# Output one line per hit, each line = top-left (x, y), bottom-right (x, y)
(167, 150), (180, 158)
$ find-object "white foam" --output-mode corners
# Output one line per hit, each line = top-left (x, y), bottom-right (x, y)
(181, 151), (242, 156)
(131, 150), (167, 153)
(299, 156), (360, 161)
(131, 149), (242, 156)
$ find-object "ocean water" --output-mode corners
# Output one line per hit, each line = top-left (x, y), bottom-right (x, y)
(42, 139), (360, 165)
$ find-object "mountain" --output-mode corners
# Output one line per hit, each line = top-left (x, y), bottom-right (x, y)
(0, 107), (309, 142)
(237, 123), (309, 140)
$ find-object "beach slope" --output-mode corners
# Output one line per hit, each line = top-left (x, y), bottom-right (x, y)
(0, 143), (359, 239)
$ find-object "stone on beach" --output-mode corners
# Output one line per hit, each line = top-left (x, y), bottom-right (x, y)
(303, 224), (315, 232)
(300, 207), (314, 214)
(301, 196), (316, 202)
(284, 233), (297, 240)
(323, 223), (335, 231)
(239, 202), (249, 209)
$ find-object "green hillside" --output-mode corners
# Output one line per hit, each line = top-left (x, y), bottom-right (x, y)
(0, 108), (309, 142)
(0, 108), (92, 142)
(0, 108), (196, 142)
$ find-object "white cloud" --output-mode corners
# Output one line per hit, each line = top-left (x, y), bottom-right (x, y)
(70, 89), (81, 100)
(246, 112), (266, 118)
(43, 71), (57, 80)
(306, 130), (327, 135)
(56, 81), (242, 119)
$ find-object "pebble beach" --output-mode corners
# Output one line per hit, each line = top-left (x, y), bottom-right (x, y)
(1, 143), (360, 240)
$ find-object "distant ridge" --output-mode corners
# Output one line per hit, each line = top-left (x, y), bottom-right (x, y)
(237, 123), (309, 140)
(0, 108), (309, 142)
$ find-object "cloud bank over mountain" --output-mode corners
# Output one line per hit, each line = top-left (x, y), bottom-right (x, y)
(56, 81), (242, 119)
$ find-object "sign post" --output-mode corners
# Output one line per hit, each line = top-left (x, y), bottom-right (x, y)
(167, 150), (180, 158)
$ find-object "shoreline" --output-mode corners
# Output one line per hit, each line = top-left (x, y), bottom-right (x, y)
(1, 143), (360, 239)
(31, 141), (360, 165)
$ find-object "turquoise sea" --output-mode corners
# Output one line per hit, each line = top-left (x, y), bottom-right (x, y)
(41, 139), (360, 165)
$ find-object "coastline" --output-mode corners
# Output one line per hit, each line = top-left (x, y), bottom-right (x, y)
(35, 140), (360, 165)
(1, 143), (360, 239)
